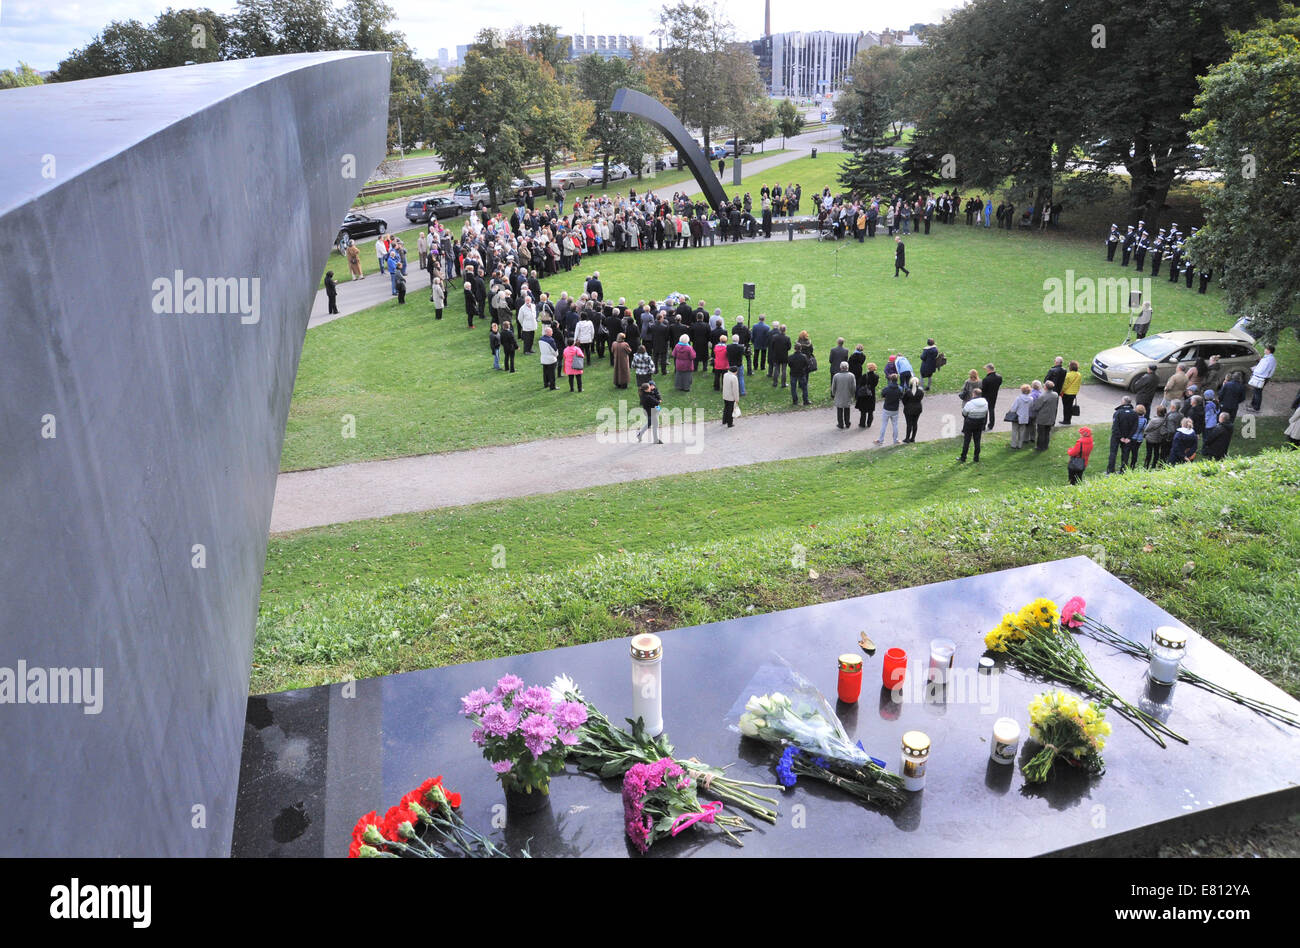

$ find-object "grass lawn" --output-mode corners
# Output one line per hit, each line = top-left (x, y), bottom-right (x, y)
(283, 218), (1285, 471)
(263, 417), (1289, 613)
(252, 447), (1300, 698)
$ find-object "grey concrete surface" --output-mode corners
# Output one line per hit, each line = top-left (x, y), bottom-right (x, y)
(0, 52), (390, 856)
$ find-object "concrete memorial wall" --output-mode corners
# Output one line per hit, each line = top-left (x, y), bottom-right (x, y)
(0, 51), (390, 856)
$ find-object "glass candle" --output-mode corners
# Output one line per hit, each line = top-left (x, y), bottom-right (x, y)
(900, 730), (930, 791)
(837, 654), (863, 703)
(630, 633), (663, 736)
(990, 717), (1020, 766)
(1148, 626), (1187, 686)
(929, 638), (956, 683)
(882, 648), (908, 690)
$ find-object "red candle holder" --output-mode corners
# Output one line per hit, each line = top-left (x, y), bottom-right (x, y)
(837, 654), (863, 703)
(882, 648), (907, 689)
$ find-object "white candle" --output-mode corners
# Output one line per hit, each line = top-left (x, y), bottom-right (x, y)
(630, 634), (663, 736)
(990, 717), (1020, 766)
(1148, 626), (1187, 686)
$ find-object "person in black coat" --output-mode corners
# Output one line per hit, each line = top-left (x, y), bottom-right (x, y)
(894, 237), (909, 277)
(920, 340), (939, 389)
(1202, 414), (1233, 459)
(1045, 357), (1067, 396)
(751, 316), (772, 372)
(1106, 397), (1140, 473)
(856, 365), (878, 428)
(848, 345), (866, 387)
(499, 321), (518, 373)
(1218, 372), (1247, 421)
(585, 272), (604, 300)
(769, 326), (792, 387)
(731, 319), (752, 374)
(463, 279), (478, 328)
(650, 317), (673, 375)
(981, 364), (1003, 431)
(324, 271), (339, 314)
(689, 316), (710, 371)
(828, 338), (850, 391)
(1131, 364), (1160, 415)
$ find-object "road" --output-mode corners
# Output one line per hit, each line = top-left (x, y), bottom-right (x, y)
(345, 120), (843, 246)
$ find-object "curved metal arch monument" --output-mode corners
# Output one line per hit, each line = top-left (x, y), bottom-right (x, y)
(0, 52), (390, 856)
(611, 87), (729, 214)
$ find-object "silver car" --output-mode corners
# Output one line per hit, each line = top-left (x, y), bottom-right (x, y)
(1091, 328), (1260, 391)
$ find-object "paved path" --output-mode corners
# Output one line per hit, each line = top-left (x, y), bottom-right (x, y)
(308, 135), (843, 330)
(269, 380), (1298, 533)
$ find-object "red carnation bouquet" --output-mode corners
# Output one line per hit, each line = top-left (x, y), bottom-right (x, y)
(348, 775), (518, 858)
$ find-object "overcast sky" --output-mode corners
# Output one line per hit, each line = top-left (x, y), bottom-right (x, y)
(0, 0), (961, 71)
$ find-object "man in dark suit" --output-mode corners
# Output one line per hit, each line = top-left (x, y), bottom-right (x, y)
(829, 338), (850, 391)
(689, 315), (710, 372)
(751, 315), (771, 373)
(1106, 397), (1140, 473)
(1132, 364), (1160, 415)
(894, 236), (909, 277)
(1203, 413), (1233, 459)
(1045, 357), (1067, 396)
(1106, 224), (1120, 261)
(585, 271), (604, 301)
(769, 324), (792, 387)
(651, 315), (673, 375)
(982, 363), (1003, 431)
(1121, 226), (1136, 266)
(731, 318), (752, 375)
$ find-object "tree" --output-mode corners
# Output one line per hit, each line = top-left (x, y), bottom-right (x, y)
(224, 0), (346, 58)
(51, 20), (163, 80)
(523, 63), (594, 191)
(906, 0), (1090, 222)
(0, 63), (44, 89)
(836, 48), (903, 195)
(1075, 0), (1279, 229)
(518, 23), (570, 73)
(775, 98), (804, 147)
(576, 54), (657, 188)
(655, 2), (735, 154)
(428, 32), (539, 211)
(716, 43), (768, 154)
(1188, 5), (1300, 342)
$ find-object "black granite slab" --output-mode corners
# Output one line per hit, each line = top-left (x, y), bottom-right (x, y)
(232, 557), (1300, 857)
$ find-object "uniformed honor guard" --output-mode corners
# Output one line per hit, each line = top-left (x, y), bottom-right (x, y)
(1121, 225), (1136, 266)
(1168, 240), (1183, 282)
(1134, 230), (1149, 272)
(1199, 266), (1212, 293)
(1183, 258), (1195, 287)
(1149, 229), (1166, 277)
(1106, 224), (1120, 261)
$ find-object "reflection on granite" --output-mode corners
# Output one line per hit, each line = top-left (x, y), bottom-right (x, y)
(232, 557), (1300, 857)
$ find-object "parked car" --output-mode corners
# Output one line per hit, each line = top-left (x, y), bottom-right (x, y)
(510, 177), (548, 198)
(724, 139), (755, 156)
(708, 145), (727, 161)
(1091, 329), (1261, 391)
(582, 166), (607, 185)
(405, 195), (461, 223)
(336, 212), (387, 246)
(551, 170), (592, 190)
(451, 182), (493, 209)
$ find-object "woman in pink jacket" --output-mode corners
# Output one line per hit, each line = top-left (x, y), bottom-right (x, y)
(563, 340), (585, 393)
(673, 333), (696, 391)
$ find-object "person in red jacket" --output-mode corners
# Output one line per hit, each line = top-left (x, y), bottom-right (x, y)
(1067, 426), (1093, 485)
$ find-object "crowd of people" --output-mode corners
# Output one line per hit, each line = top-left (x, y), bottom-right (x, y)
(812, 188), (1065, 241)
(331, 186), (1291, 473)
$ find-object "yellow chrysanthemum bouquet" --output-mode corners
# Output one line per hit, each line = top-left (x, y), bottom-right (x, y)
(986, 598), (1186, 748)
(1023, 690), (1111, 783)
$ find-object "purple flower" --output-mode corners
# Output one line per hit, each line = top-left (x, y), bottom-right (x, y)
(554, 701), (588, 731)
(520, 712), (558, 758)
(515, 686), (554, 715)
(481, 703), (520, 738)
(470, 727), (487, 747)
(558, 731), (579, 747)
(491, 760), (513, 774)
(460, 688), (493, 717)
(491, 674), (524, 700)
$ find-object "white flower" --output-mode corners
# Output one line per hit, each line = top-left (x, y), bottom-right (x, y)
(549, 673), (583, 704)
(745, 694), (770, 715)
(769, 692), (790, 708)
(738, 714), (760, 737)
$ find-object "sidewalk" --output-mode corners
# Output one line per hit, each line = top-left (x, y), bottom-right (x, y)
(269, 380), (1299, 533)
